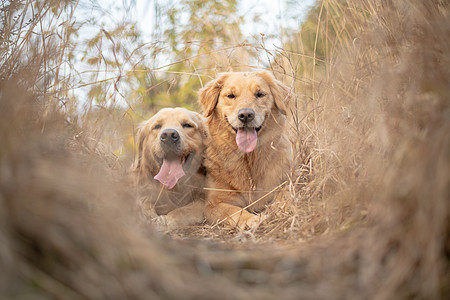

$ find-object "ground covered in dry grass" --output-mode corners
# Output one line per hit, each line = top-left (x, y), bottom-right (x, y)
(1, 0), (449, 299)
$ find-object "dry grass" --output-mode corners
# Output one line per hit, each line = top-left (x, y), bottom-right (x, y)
(1, 0), (449, 299)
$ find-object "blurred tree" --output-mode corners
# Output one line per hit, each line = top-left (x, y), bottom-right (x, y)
(81, 22), (143, 107)
(74, 0), (247, 157)
(78, 0), (247, 115)
(165, 0), (242, 57)
(142, 0), (245, 112)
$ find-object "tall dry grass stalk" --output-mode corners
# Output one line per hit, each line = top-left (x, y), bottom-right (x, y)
(0, 0), (449, 299)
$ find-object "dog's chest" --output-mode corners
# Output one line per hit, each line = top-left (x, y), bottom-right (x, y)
(207, 129), (289, 192)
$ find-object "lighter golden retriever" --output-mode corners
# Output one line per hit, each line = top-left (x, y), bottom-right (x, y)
(198, 71), (292, 229)
(131, 107), (208, 229)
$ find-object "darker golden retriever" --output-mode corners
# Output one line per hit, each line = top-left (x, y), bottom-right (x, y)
(132, 107), (208, 229)
(198, 71), (292, 229)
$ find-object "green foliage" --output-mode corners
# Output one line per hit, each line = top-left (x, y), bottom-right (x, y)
(165, 0), (241, 56)
(80, 21), (145, 105)
(1, 0), (337, 157)
(136, 0), (244, 113)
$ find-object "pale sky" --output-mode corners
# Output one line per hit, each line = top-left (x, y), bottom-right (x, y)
(73, 0), (316, 109)
(92, 0), (316, 48)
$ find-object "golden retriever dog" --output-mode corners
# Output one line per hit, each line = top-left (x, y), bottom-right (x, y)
(131, 107), (208, 229)
(198, 71), (292, 229)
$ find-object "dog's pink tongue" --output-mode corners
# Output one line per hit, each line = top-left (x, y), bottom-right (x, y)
(236, 127), (258, 152)
(154, 159), (185, 189)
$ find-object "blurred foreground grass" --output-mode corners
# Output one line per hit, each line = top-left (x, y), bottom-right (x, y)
(0, 0), (449, 299)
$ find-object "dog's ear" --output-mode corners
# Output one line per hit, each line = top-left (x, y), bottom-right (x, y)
(130, 119), (153, 183)
(131, 123), (146, 171)
(258, 71), (291, 116)
(199, 73), (230, 117)
(191, 112), (209, 140)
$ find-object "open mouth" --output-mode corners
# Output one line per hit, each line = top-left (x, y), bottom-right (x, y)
(226, 115), (265, 153)
(231, 125), (262, 133)
(153, 151), (194, 189)
(182, 151), (194, 169)
(154, 151), (192, 167)
(226, 115), (263, 134)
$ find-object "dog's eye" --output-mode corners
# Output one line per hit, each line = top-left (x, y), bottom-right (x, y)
(182, 123), (194, 128)
(256, 92), (265, 98)
(226, 94), (235, 99)
(152, 124), (161, 130)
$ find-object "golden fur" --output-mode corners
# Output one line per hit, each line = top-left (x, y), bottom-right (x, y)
(199, 71), (292, 229)
(132, 107), (208, 229)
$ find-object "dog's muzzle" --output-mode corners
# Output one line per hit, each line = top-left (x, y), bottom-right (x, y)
(160, 128), (182, 158)
(160, 128), (180, 143)
(237, 108), (255, 124)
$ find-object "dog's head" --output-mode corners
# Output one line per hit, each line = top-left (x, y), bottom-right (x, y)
(199, 71), (290, 152)
(132, 107), (207, 189)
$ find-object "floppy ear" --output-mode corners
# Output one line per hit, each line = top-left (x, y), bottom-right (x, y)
(257, 71), (291, 116)
(131, 123), (146, 172)
(191, 112), (209, 140)
(198, 73), (230, 117)
(131, 118), (154, 175)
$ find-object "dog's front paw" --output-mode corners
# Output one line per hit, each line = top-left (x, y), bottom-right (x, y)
(152, 215), (166, 225)
(244, 214), (262, 229)
(151, 215), (168, 231)
(235, 213), (263, 230)
(152, 215), (177, 231)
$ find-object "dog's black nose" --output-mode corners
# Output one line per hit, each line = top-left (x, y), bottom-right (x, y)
(160, 129), (180, 143)
(238, 108), (255, 123)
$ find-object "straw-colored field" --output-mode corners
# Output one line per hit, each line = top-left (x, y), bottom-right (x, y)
(1, 0), (448, 298)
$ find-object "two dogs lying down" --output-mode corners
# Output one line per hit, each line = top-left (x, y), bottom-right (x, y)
(132, 71), (292, 230)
